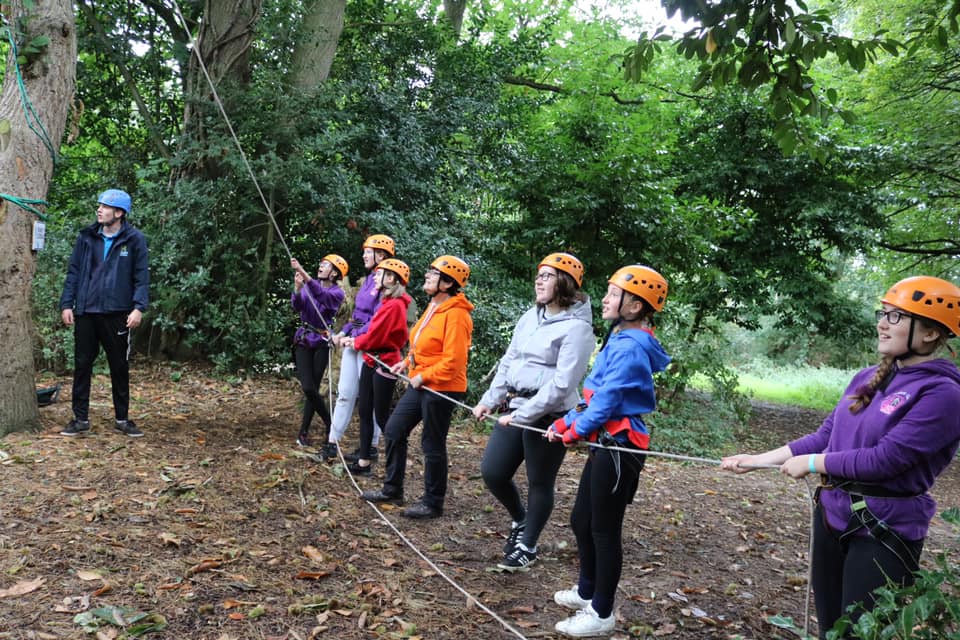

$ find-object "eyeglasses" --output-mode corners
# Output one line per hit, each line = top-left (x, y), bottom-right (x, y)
(875, 309), (913, 325)
(535, 272), (557, 282)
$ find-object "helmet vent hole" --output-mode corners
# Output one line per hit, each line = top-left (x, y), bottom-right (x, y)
(912, 291), (925, 301)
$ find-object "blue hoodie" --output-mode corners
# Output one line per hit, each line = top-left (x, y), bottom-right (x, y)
(790, 358), (960, 541)
(560, 327), (671, 445)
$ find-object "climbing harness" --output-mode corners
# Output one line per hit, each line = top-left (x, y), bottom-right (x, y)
(818, 476), (923, 571)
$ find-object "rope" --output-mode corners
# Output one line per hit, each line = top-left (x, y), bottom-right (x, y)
(167, 4), (526, 635)
(168, 1), (292, 261)
(2, 22), (57, 161)
(363, 351), (813, 631)
(333, 446), (531, 639)
(363, 353), (778, 468)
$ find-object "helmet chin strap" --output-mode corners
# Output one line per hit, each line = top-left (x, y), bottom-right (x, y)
(897, 317), (938, 361)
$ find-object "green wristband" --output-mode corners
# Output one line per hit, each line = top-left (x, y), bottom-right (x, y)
(808, 454), (817, 474)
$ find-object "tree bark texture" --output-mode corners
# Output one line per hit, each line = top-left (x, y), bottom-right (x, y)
(443, 0), (467, 37)
(180, 0), (260, 172)
(0, 0), (77, 434)
(290, 0), (345, 87)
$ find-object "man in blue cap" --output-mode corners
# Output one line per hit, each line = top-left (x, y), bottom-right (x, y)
(59, 189), (150, 437)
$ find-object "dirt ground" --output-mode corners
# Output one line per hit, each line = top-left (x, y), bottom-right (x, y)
(2, 362), (959, 640)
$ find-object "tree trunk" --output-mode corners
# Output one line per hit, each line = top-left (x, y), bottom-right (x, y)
(443, 0), (467, 37)
(290, 0), (346, 87)
(0, 0), (77, 435)
(179, 0), (261, 174)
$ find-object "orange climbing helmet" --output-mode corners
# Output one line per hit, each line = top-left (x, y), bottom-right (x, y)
(882, 276), (960, 338)
(377, 258), (410, 285)
(538, 252), (584, 288)
(322, 254), (349, 279)
(362, 234), (396, 256)
(431, 255), (470, 287)
(609, 265), (668, 312)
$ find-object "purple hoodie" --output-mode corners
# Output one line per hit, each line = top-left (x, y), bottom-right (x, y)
(291, 280), (345, 349)
(340, 271), (381, 338)
(789, 359), (960, 541)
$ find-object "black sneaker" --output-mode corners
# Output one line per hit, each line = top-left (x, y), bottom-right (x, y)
(320, 442), (338, 461)
(114, 420), (144, 437)
(361, 489), (404, 505)
(497, 544), (538, 572)
(60, 419), (90, 437)
(346, 461), (372, 475)
(296, 432), (311, 447)
(344, 446), (379, 463)
(401, 501), (442, 519)
(503, 521), (526, 554)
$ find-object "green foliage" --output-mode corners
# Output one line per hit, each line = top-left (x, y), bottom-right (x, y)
(650, 387), (741, 459)
(624, 0), (960, 156)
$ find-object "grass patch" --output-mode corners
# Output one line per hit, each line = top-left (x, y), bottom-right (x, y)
(735, 360), (854, 412)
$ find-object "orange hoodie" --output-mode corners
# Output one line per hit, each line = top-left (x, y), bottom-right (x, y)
(406, 292), (474, 392)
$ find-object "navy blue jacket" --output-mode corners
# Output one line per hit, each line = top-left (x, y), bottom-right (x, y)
(59, 220), (150, 315)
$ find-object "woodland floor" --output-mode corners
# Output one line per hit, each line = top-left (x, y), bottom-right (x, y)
(3, 362), (959, 640)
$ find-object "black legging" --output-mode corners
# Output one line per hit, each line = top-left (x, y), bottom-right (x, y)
(569, 446), (644, 619)
(480, 416), (566, 549)
(811, 505), (923, 639)
(357, 363), (397, 459)
(294, 344), (332, 437)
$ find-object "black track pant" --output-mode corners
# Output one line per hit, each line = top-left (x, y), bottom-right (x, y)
(569, 446), (644, 619)
(72, 312), (131, 422)
(811, 505), (923, 639)
(294, 344), (332, 437)
(480, 417), (566, 549)
(381, 386), (463, 509)
(357, 363), (396, 459)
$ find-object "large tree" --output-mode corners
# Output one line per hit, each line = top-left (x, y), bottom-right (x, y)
(0, 0), (77, 434)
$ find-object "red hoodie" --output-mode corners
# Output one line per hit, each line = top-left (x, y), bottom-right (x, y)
(353, 293), (412, 369)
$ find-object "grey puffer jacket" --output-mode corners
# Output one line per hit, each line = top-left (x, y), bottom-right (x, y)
(479, 297), (594, 425)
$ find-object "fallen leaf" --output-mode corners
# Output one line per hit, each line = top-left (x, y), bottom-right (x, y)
(186, 559), (222, 575)
(0, 577), (45, 598)
(653, 622), (677, 636)
(302, 546), (324, 563)
(223, 599), (258, 609)
(159, 533), (182, 546)
(77, 570), (102, 581)
(227, 612), (245, 620)
(295, 571), (331, 580)
(507, 605), (535, 615)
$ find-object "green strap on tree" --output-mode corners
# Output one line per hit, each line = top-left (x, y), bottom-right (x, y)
(2, 21), (58, 162)
(0, 193), (49, 220)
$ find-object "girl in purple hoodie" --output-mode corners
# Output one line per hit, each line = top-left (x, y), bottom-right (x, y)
(722, 275), (960, 639)
(290, 255), (347, 448)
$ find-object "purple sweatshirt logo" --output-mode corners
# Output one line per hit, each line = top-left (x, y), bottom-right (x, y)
(880, 391), (911, 415)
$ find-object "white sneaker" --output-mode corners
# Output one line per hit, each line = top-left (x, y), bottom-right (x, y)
(554, 586), (591, 610)
(555, 604), (615, 637)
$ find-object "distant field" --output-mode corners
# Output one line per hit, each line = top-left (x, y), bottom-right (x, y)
(735, 362), (854, 412)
